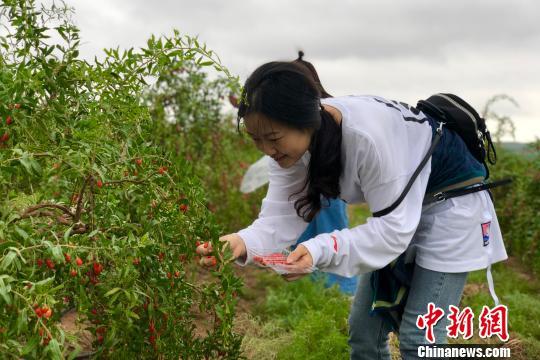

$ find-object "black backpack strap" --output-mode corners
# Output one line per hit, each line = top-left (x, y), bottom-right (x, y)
(372, 122), (443, 218)
(423, 178), (512, 205)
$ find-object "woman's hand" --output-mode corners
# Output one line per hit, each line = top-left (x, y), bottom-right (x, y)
(195, 233), (247, 268)
(281, 244), (313, 282)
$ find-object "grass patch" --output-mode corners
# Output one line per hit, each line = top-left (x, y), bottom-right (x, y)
(460, 260), (540, 359)
(241, 275), (351, 360)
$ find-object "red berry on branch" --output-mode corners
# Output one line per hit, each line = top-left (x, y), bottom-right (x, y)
(64, 253), (71, 262)
(135, 158), (142, 166)
(5, 116), (13, 125)
(96, 180), (103, 188)
(14, 103), (21, 109)
(35, 307), (43, 318)
(0, 133), (9, 142)
(133, 258), (140, 265)
(229, 94), (239, 108)
(93, 262), (103, 275)
(166, 272), (172, 279)
(179, 204), (188, 213)
(174, 270), (180, 278)
(45, 259), (55, 270)
(37, 259), (43, 267)
(43, 307), (52, 319)
(70, 269), (77, 277)
(75, 257), (83, 266)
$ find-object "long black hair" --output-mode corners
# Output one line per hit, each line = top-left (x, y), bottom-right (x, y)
(237, 51), (343, 222)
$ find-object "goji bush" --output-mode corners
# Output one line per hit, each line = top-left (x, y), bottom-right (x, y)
(0, 1), (243, 358)
(143, 59), (266, 234)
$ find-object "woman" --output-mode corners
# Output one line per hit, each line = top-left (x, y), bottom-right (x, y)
(197, 57), (507, 359)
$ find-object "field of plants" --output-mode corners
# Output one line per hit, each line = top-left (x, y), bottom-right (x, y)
(1, 1), (538, 359)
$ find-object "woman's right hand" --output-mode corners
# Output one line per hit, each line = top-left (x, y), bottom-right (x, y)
(195, 233), (247, 267)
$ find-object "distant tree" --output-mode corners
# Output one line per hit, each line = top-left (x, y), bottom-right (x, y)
(481, 94), (519, 143)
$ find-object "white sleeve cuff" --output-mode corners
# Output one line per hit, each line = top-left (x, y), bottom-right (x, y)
(299, 237), (326, 269)
(235, 229), (264, 266)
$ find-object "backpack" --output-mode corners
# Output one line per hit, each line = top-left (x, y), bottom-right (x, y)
(372, 93), (510, 218)
(416, 93), (497, 179)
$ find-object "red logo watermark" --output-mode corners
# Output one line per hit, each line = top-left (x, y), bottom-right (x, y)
(416, 303), (509, 343)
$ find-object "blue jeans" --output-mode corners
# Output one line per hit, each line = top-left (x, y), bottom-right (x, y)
(348, 264), (468, 360)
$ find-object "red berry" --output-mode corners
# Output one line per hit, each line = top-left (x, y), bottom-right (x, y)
(5, 116), (13, 125)
(45, 259), (55, 270)
(97, 335), (104, 343)
(124, 170), (129, 177)
(91, 308), (98, 315)
(179, 204), (188, 213)
(70, 269), (77, 277)
(203, 242), (209, 249)
(135, 158), (142, 166)
(229, 94), (239, 108)
(174, 270), (180, 278)
(133, 258), (140, 265)
(0, 133), (9, 142)
(64, 253), (71, 262)
(35, 307), (43, 317)
(37, 259), (43, 267)
(167, 272), (172, 279)
(43, 308), (52, 319)
(13, 103), (21, 109)
(93, 262), (103, 275)
(75, 257), (83, 266)
(96, 180), (103, 188)
(158, 167), (166, 174)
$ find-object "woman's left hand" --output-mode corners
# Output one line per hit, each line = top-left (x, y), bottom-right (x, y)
(281, 245), (314, 282)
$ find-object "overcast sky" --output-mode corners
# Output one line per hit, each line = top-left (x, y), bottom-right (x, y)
(67, 0), (539, 142)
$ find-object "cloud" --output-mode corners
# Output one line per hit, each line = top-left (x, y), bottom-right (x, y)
(64, 0), (540, 141)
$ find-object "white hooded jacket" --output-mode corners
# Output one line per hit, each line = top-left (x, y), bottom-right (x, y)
(236, 95), (507, 277)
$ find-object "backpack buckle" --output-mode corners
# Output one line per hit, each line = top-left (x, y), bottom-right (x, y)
(436, 121), (445, 135)
(433, 192), (446, 203)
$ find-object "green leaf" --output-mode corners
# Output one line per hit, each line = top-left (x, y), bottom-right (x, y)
(104, 287), (121, 297)
(44, 338), (62, 358)
(1, 251), (16, 270)
(14, 226), (29, 240)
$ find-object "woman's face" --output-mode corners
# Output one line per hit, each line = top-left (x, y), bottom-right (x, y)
(243, 112), (313, 168)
